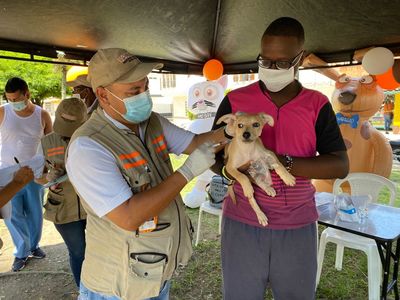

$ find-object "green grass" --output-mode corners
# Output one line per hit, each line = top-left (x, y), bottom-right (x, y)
(169, 155), (400, 299)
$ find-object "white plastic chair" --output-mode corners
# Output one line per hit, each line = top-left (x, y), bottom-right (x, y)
(195, 200), (222, 246)
(316, 173), (397, 300)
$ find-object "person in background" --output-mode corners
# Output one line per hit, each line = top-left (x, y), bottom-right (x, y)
(0, 167), (34, 253)
(38, 97), (87, 287)
(212, 17), (349, 300)
(0, 167), (34, 209)
(383, 97), (394, 133)
(67, 71), (98, 117)
(0, 77), (52, 271)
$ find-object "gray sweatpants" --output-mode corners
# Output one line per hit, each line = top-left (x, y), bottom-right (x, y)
(221, 217), (317, 300)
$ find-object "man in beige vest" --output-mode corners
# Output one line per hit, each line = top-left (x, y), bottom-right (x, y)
(39, 97), (88, 287)
(66, 48), (227, 300)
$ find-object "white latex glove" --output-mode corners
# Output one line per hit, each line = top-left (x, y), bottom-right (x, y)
(177, 142), (216, 182)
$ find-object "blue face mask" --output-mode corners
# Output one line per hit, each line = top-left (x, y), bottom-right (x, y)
(107, 89), (153, 124)
(9, 100), (27, 111)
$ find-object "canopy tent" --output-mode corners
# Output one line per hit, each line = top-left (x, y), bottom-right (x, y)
(0, 0), (400, 74)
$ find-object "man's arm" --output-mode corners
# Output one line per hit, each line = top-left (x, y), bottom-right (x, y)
(280, 151), (348, 179)
(0, 106), (4, 125)
(182, 127), (227, 155)
(41, 109), (53, 135)
(0, 167), (34, 208)
(210, 96), (232, 175)
(181, 96), (232, 155)
(106, 172), (188, 231)
(67, 137), (214, 232)
(282, 102), (349, 179)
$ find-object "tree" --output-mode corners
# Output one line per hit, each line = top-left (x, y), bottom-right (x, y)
(0, 51), (62, 106)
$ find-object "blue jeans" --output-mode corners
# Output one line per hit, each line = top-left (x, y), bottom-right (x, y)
(384, 114), (393, 131)
(78, 280), (171, 300)
(4, 181), (44, 258)
(54, 219), (86, 287)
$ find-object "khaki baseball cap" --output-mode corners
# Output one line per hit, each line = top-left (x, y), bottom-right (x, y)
(87, 48), (163, 92)
(66, 74), (91, 88)
(53, 97), (88, 137)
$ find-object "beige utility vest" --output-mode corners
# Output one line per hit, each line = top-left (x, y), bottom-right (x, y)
(41, 133), (86, 224)
(69, 108), (193, 299)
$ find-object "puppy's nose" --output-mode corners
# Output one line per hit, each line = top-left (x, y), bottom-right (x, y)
(243, 131), (251, 139)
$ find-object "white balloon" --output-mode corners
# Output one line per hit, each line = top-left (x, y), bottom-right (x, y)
(362, 47), (394, 75)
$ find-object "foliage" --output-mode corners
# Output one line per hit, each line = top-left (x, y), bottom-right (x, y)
(0, 51), (62, 106)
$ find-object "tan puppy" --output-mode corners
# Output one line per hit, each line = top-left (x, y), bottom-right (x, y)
(217, 112), (296, 226)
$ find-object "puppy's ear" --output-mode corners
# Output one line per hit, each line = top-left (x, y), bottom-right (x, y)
(259, 113), (274, 127)
(216, 114), (236, 125)
(217, 114), (236, 137)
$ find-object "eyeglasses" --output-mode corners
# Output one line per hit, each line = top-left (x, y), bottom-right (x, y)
(73, 86), (89, 94)
(257, 51), (304, 70)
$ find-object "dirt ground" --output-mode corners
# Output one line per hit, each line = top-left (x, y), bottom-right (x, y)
(0, 219), (78, 299)
(0, 208), (220, 300)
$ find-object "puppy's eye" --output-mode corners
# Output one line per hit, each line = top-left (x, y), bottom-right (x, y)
(238, 123), (244, 128)
(253, 122), (260, 128)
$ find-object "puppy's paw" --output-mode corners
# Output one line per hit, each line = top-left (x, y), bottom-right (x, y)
(256, 211), (268, 227)
(265, 187), (276, 197)
(282, 173), (296, 186)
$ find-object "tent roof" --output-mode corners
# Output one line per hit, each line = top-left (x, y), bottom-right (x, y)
(1, 0), (400, 74)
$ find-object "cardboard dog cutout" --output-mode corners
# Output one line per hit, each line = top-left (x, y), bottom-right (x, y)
(306, 54), (393, 192)
(183, 75), (228, 208)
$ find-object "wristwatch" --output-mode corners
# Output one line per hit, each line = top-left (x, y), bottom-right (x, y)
(284, 154), (294, 173)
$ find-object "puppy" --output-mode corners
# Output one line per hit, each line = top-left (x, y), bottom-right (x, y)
(217, 112), (296, 226)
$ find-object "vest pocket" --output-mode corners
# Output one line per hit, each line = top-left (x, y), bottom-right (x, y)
(128, 171), (151, 194)
(124, 236), (172, 299)
(129, 252), (167, 279)
(44, 195), (64, 223)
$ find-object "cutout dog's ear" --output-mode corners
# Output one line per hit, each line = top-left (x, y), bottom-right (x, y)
(217, 113), (236, 136)
(259, 113), (274, 127)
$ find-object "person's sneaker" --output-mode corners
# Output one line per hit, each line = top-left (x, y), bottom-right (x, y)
(12, 257), (28, 272)
(30, 247), (46, 259)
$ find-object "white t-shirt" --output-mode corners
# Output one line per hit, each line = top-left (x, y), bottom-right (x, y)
(66, 112), (195, 217)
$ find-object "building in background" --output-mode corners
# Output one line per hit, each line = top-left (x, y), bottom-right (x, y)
(1, 70), (339, 126)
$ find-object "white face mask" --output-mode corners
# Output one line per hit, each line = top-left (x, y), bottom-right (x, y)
(258, 66), (295, 92)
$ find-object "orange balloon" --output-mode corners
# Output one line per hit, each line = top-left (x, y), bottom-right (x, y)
(376, 68), (400, 90)
(203, 59), (223, 80)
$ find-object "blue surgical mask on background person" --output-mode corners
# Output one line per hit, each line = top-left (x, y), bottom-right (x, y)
(106, 89), (153, 123)
(9, 99), (27, 111)
(258, 66), (295, 92)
